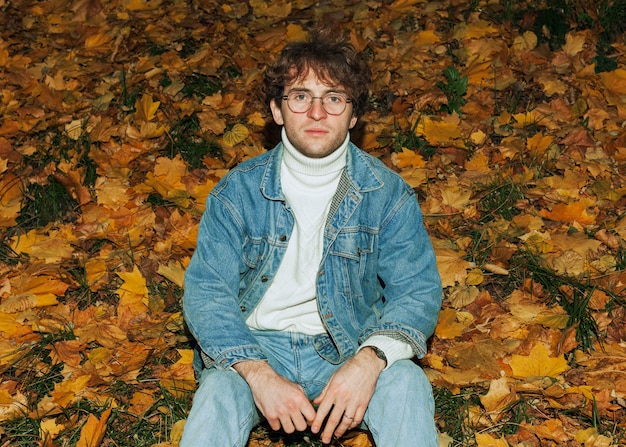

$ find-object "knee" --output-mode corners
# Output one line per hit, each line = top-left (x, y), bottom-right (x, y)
(377, 360), (433, 402)
(193, 368), (252, 405)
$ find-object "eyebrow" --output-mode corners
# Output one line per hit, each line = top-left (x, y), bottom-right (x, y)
(285, 87), (348, 95)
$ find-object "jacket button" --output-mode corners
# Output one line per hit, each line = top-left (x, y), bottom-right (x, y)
(318, 270), (325, 275)
(240, 306), (246, 312)
(279, 235), (287, 241)
(261, 275), (269, 282)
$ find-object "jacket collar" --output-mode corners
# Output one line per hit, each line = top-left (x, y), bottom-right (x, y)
(260, 142), (384, 201)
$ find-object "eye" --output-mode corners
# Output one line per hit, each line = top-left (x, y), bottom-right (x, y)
(325, 94), (346, 104)
(290, 92), (310, 102)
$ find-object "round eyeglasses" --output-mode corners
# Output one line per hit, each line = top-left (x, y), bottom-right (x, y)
(281, 91), (352, 115)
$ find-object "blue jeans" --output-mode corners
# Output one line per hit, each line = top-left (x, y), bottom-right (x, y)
(180, 331), (437, 447)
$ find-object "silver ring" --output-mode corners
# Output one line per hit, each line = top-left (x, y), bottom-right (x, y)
(343, 414), (354, 420)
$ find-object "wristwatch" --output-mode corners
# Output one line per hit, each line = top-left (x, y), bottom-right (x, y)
(368, 346), (387, 365)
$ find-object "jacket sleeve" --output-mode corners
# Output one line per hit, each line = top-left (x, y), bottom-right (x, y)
(359, 185), (442, 359)
(183, 191), (267, 370)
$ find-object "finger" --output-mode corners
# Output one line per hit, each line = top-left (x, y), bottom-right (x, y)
(320, 407), (345, 444)
(311, 398), (332, 434)
(332, 412), (356, 439)
(266, 416), (281, 431)
(279, 415), (295, 434)
(292, 411), (310, 432)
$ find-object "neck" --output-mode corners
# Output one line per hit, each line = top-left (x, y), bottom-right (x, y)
(281, 128), (348, 176)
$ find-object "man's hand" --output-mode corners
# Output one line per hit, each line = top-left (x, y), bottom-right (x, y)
(311, 347), (386, 444)
(233, 360), (316, 434)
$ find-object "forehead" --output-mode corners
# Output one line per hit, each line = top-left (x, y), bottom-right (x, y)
(285, 67), (344, 91)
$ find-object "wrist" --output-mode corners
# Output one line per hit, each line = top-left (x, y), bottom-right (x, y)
(360, 346), (387, 371)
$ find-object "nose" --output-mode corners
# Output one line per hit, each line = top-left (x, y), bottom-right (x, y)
(307, 97), (327, 120)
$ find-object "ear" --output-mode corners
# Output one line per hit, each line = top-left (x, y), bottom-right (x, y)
(270, 98), (284, 126)
(349, 115), (358, 129)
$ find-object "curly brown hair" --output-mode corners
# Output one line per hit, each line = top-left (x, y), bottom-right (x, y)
(264, 27), (371, 119)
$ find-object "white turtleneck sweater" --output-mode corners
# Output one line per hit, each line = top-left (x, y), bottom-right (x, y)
(246, 130), (414, 367)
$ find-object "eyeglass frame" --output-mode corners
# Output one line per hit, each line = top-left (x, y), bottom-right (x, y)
(280, 90), (353, 116)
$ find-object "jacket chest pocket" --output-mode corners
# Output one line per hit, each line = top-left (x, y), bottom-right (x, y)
(329, 230), (377, 294)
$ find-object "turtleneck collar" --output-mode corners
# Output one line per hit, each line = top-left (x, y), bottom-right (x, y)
(281, 128), (348, 177)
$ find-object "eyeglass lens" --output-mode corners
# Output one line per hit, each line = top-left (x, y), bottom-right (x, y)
(284, 92), (349, 115)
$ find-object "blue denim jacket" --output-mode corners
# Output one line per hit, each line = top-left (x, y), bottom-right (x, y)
(183, 142), (442, 372)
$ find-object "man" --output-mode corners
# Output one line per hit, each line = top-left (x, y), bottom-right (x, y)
(181, 28), (442, 447)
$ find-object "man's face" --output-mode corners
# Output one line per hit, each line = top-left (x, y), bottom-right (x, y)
(270, 72), (358, 159)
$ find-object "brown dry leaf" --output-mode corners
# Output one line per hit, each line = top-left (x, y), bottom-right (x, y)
(134, 93), (160, 122)
(480, 377), (517, 418)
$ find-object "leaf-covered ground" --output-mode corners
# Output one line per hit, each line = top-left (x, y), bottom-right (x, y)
(1, 0), (626, 446)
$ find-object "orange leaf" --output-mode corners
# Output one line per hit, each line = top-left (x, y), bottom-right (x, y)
(435, 308), (469, 339)
(76, 407), (112, 447)
(391, 147), (425, 169)
(0, 173), (24, 227)
(539, 198), (597, 225)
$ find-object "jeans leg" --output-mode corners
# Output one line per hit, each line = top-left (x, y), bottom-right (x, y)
(179, 367), (261, 447)
(364, 360), (437, 447)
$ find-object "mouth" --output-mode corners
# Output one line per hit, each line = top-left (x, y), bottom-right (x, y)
(305, 127), (329, 136)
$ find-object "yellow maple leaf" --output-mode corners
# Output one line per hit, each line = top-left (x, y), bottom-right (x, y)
(562, 31), (587, 56)
(411, 29), (440, 47)
(465, 150), (490, 172)
(117, 266), (148, 297)
(157, 261), (186, 288)
(223, 123), (249, 147)
(249, 0), (291, 18)
(599, 68), (626, 95)
(475, 432), (509, 447)
(39, 417), (65, 440)
(512, 31), (537, 53)
(434, 247), (471, 287)
(123, 0), (161, 11)
(286, 23), (307, 42)
(526, 132), (553, 155)
(415, 115), (464, 148)
(134, 93), (160, 122)
(50, 374), (91, 408)
(511, 110), (542, 128)
(509, 343), (569, 379)
(441, 188), (472, 211)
